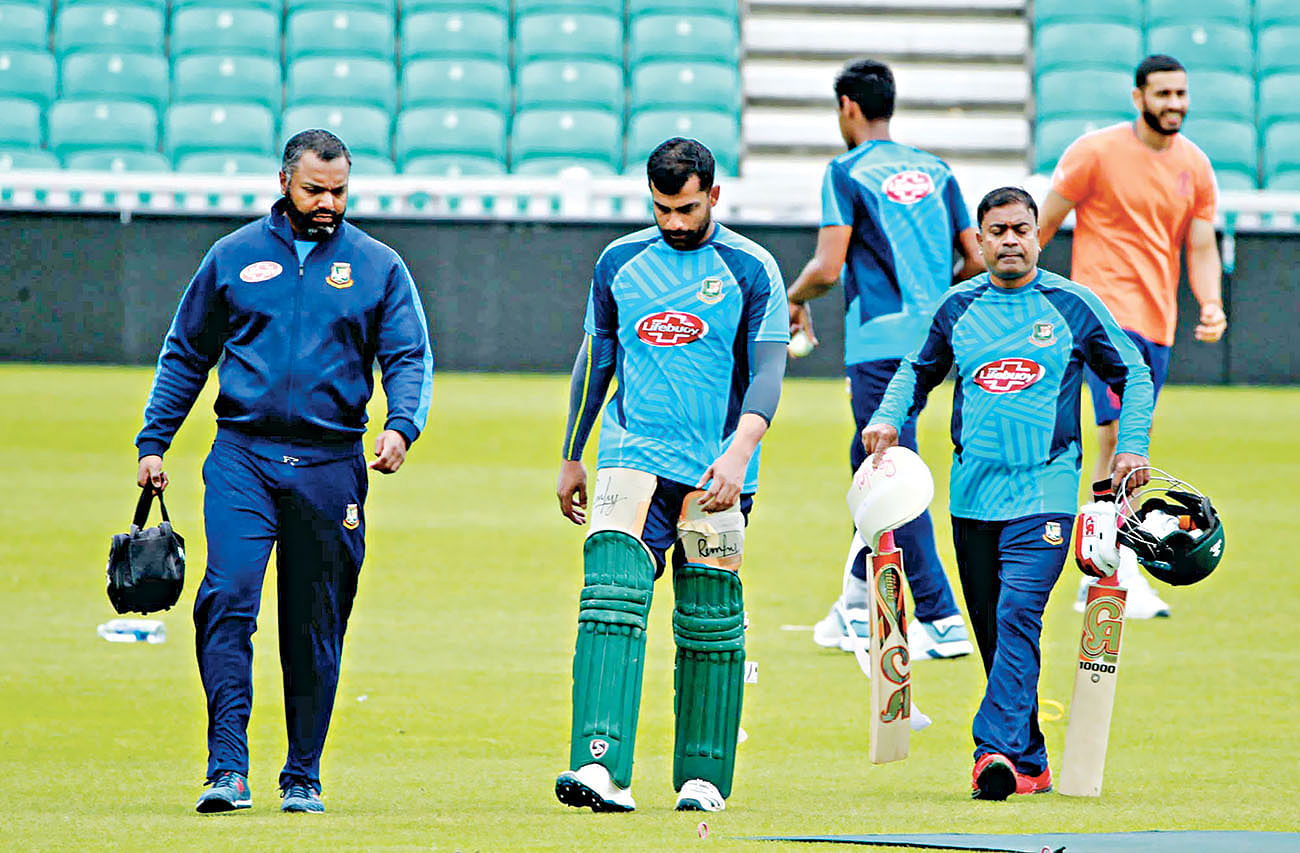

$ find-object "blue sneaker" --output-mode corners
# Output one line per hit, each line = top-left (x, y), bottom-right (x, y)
(280, 781), (325, 813)
(196, 771), (252, 813)
(908, 615), (974, 660)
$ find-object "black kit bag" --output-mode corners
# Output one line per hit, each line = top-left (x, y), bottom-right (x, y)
(106, 485), (186, 615)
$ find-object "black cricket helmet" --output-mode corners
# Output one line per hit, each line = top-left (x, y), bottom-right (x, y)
(1116, 467), (1224, 587)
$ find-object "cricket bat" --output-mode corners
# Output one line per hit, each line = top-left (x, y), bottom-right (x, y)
(1058, 574), (1128, 796)
(868, 530), (911, 764)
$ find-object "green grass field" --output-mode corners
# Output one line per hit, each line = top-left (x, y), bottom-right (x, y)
(1, 364), (1297, 851)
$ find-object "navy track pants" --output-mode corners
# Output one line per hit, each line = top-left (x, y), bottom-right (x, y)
(194, 438), (366, 791)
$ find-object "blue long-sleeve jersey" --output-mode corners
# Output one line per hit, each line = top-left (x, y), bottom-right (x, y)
(136, 200), (434, 461)
(871, 269), (1154, 520)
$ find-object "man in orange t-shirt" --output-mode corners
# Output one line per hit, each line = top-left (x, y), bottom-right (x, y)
(1039, 54), (1227, 618)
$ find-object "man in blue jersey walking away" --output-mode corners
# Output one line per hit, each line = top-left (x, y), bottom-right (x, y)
(862, 187), (1154, 799)
(134, 129), (434, 814)
(786, 59), (983, 661)
(554, 138), (788, 813)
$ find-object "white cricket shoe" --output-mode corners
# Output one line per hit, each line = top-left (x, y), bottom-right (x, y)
(675, 779), (726, 812)
(908, 614), (974, 660)
(555, 763), (635, 812)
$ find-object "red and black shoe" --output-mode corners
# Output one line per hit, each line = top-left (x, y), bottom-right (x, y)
(971, 753), (1016, 801)
(1015, 766), (1053, 795)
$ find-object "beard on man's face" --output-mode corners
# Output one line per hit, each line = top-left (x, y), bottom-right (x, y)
(659, 213), (712, 251)
(1141, 105), (1184, 137)
(284, 196), (344, 241)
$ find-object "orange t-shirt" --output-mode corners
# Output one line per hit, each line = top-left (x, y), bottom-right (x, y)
(1051, 123), (1217, 346)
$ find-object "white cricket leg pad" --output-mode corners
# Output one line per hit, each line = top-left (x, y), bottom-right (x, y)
(677, 496), (744, 571)
(1074, 501), (1120, 578)
(587, 466), (658, 565)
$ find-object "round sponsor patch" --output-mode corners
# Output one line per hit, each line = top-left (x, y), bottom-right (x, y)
(635, 311), (708, 347)
(972, 358), (1045, 393)
(239, 261), (282, 283)
(882, 170), (935, 205)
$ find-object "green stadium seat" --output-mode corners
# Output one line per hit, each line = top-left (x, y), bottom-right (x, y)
(1034, 69), (1132, 122)
(514, 0), (623, 17)
(631, 62), (739, 114)
(400, 153), (506, 176)
(1188, 71), (1254, 123)
(394, 106), (506, 167)
(286, 57), (397, 113)
(1257, 0), (1300, 28)
(515, 12), (622, 64)
(1181, 118), (1255, 174)
(171, 0), (279, 9)
(511, 108), (622, 171)
(0, 96), (41, 146)
(60, 52), (166, 110)
(1147, 0), (1249, 28)
(1264, 169), (1300, 191)
(0, 49), (55, 106)
(286, 0), (394, 11)
(175, 151), (280, 174)
(627, 110), (739, 174)
(400, 11), (507, 62)
(164, 102), (274, 160)
(348, 153), (396, 174)
(516, 59), (622, 113)
(0, 5), (49, 50)
(53, 5), (164, 56)
(1212, 169), (1255, 191)
(629, 0), (737, 18)
(1034, 117), (1116, 173)
(629, 15), (739, 65)
(1263, 121), (1300, 181)
(403, 0), (507, 13)
(282, 104), (392, 158)
(1258, 27), (1300, 76)
(48, 98), (157, 157)
(169, 104), (277, 164)
(286, 8), (395, 62)
(60, 0), (166, 8)
(1145, 24), (1252, 75)
(1259, 73), (1300, 130)
(172, 55), (281, 112)
(0, 148), (59, 169)
(401, 58), (510, 111)
(512, 156), (617, 176)
(170, 7), (280, 60)
(1031, 0), (1140, 26)
(1033, 24), (1141, 74)
(63, 149), (169, 171)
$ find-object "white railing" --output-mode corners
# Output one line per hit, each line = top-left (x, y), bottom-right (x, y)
(1, 171), (1298, 235)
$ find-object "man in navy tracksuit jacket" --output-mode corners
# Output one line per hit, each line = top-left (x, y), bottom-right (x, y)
(134, 130), (434, 814)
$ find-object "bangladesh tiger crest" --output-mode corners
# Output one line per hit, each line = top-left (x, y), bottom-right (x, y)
(343, 503), (360, 530)
(697, 276), (724, 305)
(1029, 321), (1057, 347)
(1043, 520), (1064, 545)
(327, 261), (353, 289)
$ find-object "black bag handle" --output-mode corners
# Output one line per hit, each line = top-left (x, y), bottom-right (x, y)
(132, 484), (171, 529)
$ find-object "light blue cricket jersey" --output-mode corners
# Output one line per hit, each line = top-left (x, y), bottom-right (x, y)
(822, 140), (971, 366)
(871, 269), (1155, 520)
(584, 223), (789, 490)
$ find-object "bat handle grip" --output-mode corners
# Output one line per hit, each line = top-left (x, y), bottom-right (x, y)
(877, 531), (896, 552)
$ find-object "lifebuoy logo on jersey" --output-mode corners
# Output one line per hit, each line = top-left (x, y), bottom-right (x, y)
(882, 170), (935, 205)
(636, 311), (708, 346)
(972, 358), (1045, 393)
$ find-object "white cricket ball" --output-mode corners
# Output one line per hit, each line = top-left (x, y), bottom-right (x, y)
(787, 330), (815, 358)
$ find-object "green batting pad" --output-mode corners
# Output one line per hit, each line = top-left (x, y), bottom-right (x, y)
(672, 563), (745, 797)
(569, 530), (655, 788)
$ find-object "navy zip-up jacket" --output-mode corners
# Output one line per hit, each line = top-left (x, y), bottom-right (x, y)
(136, 199), (434, 461)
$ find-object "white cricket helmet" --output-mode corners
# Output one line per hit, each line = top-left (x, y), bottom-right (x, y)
(845, 446), (935, 548)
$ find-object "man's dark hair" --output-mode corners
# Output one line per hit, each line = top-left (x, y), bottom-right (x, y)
(1136, 54), (1186, 88)
(833, 59), (895, 121)
(977, 186), (1038, 227)
(282, 129), (351, 177)
(647, 137), (715, 193)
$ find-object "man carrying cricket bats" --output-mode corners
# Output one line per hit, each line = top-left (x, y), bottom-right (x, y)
(860, 186), (1155, 800)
